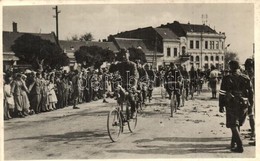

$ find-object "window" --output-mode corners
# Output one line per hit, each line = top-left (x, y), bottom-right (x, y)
(222, 56), (224, 61)
(216, 41), (219, 49)
(190, 40), (194, 49)
(174, 48), (177, 57)
(210, 41), (215, 49)
(211, 56), (214, 61)
(222, 42), (224, 49)
(196, 56), (200, 62)
(205, 41), (208, 49)
(216, 56), (219, 61)
(182, 46), (186, 55)
(205, 56), (208, 61)
(191, 56), (194, 61)
(167, 48), (171, 57)
(196, 41), (199, 49)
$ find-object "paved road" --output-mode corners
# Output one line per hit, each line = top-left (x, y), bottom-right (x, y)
(4, 87), (255, 159)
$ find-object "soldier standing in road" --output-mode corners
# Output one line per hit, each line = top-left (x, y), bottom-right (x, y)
(244, 58), (255, 146)
(219, 60), (253, 153)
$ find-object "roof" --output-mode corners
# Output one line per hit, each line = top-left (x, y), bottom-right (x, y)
(180, 23), (217, 33)
(59, 40), (86, 53)
(3, 31), (57, 52)
(154, 28), (179, 40)
(85, 41), (119, 52)
(113, 38), (152, 53)
(158, 21), (217, 37)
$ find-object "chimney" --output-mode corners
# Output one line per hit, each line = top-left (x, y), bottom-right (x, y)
(13, 22), (18, 32)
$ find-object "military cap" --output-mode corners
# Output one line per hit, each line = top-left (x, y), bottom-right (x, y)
(228, 60), (240, 71)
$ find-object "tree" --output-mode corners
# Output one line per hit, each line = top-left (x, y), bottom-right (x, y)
(74, 46), (115, 69)
(70, 34), (79, 41)
(11, 33), (69, 71)
(67, 32), (94, 41)
(115, 47), (147, 64)
(224, 51), (240, 69)
(79, 32), (94, 41)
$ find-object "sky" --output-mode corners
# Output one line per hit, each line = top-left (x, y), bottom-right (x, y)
(3, 3), (254, 63)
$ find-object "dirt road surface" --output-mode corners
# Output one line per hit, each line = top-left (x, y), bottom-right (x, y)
(4, 87), (255, 159)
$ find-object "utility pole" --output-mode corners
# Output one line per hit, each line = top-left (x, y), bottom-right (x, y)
(53, 6), (61, 40)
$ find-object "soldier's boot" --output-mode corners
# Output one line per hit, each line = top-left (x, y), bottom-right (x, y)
(231, 127), (244, 153)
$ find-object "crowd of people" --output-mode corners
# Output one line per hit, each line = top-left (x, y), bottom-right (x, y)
(3, 67), (116, 120)
(3, 62), (220, 121)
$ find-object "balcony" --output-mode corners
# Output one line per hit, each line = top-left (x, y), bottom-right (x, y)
(180, 53), (191, 61)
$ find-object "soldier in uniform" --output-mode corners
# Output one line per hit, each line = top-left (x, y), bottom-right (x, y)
(219, 60), (253, 153)
(244, 58), (255, 146)
(145, 64), (156, 102)
(109, 48), (139, 118)
(164, 63), (182, 108)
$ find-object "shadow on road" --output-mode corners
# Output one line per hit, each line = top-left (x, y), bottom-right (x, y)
(5, 130), (108, 144)
(107, 137), (232, 156)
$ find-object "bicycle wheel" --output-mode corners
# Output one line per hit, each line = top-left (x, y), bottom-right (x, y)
(107, 109), (122, 142)
(170, 93), (176, 117)
(127, 103), (138, 133)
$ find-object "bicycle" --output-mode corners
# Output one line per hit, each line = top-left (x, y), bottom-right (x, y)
(107, 87), (138, 142)
(170, 91), (177, 117)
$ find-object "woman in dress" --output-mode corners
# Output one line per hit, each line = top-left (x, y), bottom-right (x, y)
(4, 74), (14, 120)
(21, 74), (30, 116)
(48, 74), (58, 110)
(11, 73), (25, 117)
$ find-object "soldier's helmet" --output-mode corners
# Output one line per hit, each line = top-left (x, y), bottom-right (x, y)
(245, 58), (254, 71)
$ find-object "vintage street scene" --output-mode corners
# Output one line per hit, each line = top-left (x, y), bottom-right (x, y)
(2, 2), (256, 160)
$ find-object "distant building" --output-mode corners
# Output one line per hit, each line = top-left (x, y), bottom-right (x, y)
(3, 22), (59, 71)
(108, 21), (226, 71)
(159, 21), (226, 70)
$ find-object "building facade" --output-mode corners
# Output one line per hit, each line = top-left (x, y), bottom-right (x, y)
(159, 21), (226, 70)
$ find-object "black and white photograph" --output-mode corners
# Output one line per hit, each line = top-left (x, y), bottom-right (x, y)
(1, 1), (258, 160)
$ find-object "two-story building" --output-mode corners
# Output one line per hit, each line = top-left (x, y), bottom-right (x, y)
(159, 21), (226, 70)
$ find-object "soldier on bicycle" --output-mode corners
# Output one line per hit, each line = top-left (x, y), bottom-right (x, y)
(109, 48), (139, 119)
(135, 60), (148, 106)
(164, 63), (182, 108)
(145, 64), (156, 102)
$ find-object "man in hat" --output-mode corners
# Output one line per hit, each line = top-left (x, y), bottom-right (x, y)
(219, 60), (253, 153)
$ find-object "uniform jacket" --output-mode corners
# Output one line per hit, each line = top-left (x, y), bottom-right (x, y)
(219, 70), (254, 108)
